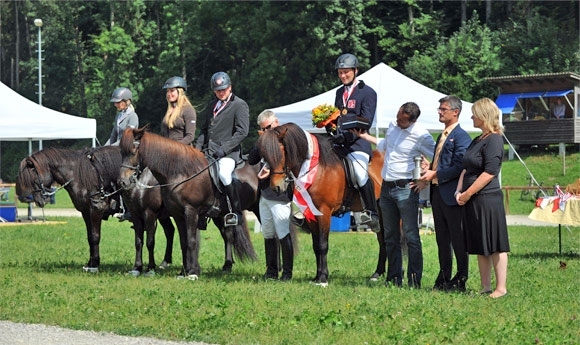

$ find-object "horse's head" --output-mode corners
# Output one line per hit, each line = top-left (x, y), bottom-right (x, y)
(118, 126), (146, 190)
(15, 154), (54, 207)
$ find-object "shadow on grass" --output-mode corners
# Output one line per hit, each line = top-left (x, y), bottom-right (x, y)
(510, 251), (579, 260)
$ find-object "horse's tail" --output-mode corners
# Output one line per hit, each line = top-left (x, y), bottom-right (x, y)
(232, 216), (257, 262)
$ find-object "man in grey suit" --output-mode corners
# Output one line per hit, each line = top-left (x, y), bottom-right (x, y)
(195, 72), (250, 226)
(421, 95), (472, 292)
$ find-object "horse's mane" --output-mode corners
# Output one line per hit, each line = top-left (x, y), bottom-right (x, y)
(19, 148), (82, 187)
(124, 129), (207, 177)
(79, 146), (123, 189)
(258, 123), (340, 171)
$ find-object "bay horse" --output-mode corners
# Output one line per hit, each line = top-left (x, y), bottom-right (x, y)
(256, 122), (384, 285)
(118, 127), (258, 279)
(15, 146), (175, 274)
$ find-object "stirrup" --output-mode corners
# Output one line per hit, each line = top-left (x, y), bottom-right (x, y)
(359, 210), (372, 224)
(224, 212), (239, 226)
(359, 210), (380, 233)
(291, 211), (305, 226)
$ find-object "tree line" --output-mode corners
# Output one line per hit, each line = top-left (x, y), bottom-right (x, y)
(0, 0), (578, 181)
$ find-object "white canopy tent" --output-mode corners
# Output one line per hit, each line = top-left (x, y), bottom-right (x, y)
(271, 62), (477, 133)
(0, 82), (96, 143)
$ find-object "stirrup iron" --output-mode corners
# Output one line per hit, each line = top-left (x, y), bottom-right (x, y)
(224, 212), (238, 226)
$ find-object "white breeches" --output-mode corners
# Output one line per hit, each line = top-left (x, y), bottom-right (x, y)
(259, 197), (291, 239)
(347, 151), (370, 187)
(217, 157), (236, 186)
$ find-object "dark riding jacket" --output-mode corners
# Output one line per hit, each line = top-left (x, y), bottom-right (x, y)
(195, 93), (249, 160)
(332, 80), (377, 156)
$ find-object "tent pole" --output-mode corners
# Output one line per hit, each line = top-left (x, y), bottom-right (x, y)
(28, 139), (33, 220)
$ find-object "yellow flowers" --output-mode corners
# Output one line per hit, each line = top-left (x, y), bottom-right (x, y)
(312, 104), (340, 128)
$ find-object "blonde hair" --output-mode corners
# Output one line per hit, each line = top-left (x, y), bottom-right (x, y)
(471, 97), (503, 135)
(163, 88), (193, 129)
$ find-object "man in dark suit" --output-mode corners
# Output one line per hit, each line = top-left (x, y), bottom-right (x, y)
(421, 95), (472, 291)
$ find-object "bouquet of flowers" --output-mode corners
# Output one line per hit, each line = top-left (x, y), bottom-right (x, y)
(312, 104), (340, 128)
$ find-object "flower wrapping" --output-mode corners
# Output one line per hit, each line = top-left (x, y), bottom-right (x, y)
(312, 104), (340, 128)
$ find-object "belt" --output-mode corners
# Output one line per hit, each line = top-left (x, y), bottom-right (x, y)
(384, 179), (412, 188)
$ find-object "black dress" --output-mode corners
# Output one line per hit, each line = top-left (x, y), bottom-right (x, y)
(462, 133), (510, 256)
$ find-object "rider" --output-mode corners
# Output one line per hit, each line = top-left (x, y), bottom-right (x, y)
(329, 53), (380, 231)
(161, 76), (196, 145)
(195, 72), (250, 227)
(105, 87), (139, 146)
(106, 87), (139, 222)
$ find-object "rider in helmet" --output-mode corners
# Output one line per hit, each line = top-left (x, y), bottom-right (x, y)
(195, 72), (250, 227)
(330, 53), (380, 231)
(105, 87), (139, 146)
(161, 76), (197, 145)
(107, 87), (139, 222)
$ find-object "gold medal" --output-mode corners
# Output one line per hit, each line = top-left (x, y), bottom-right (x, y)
(341, 108), (348, 115)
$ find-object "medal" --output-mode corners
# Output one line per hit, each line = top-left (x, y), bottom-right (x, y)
(341, 108), (348, 115)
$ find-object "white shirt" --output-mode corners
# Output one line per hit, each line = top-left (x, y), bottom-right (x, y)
(376, 120), (435, 181)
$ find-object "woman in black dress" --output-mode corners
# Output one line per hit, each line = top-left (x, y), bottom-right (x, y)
(455, 97), (509, 298)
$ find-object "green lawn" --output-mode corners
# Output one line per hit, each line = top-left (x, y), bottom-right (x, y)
(0, 217), (578, 345)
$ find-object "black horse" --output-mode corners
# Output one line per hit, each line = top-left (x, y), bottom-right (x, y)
(15, 146), (175, 274)
(118, 127), (259, 279)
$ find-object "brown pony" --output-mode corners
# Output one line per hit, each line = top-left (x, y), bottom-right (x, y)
(118, 127), (258, 279)
(256, 122), (384, 285)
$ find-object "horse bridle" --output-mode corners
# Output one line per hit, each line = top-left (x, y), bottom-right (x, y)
(25, 158), (72, 201)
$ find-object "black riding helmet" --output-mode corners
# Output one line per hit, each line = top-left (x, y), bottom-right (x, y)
(335, 53), (359, 69)
(110, 87), (132, 102)
(163, 76), (187, 91)
(211, 72), (231, 91)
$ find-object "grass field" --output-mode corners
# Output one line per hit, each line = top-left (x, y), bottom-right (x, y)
(0, 216), (578, 345)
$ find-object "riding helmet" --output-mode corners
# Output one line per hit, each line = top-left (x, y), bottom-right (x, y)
(335, 53), (359, 69)
(211, 72), (231, 91)
(110, 87), (132, 102)
(163, 76), (188, 91)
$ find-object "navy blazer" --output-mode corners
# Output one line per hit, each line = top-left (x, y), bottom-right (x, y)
(431, 125), (472, 206)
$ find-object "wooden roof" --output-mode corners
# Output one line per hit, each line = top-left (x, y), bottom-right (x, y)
(486, 72), (580, 92)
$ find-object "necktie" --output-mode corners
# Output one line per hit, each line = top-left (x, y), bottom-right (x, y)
(431, 130), (448, 185)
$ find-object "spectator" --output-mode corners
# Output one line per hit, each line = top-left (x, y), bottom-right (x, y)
(456, 97), (510, 299)
(552, 98), (566, 119)
(359, 102), (435, 288)
(420, 95), (472, 292)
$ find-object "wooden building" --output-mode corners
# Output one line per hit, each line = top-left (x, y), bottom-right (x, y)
(486, 72), (580, 152)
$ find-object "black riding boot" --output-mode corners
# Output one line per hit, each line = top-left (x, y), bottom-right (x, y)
(264, 238), (279, 280)
(279, 234), (294, 281)
(359, 179), (380, 232)
(223, 184), (242, 227)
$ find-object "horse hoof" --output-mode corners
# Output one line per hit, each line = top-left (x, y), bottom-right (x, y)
(176, 274), (198, 281)
(158, 261), (171, 270)
(82, 266), (98, 273)
(128, 270), (141, 277)
(143, 270), (156, 277)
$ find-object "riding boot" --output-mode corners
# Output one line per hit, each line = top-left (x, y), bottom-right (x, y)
(358, 179), (380, 232)
(263, 238), (279, 280)
(279, 234), (294, 281)
(224, 184), (242, 227)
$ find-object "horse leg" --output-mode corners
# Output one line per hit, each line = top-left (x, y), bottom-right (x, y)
(213, 217), (234, 273)
(310, 220), (330, 285)
(158, 216), (175, 269)
(176, 213), (201, 279)
(82, 211), (101, 273)
(144, 211), (158, 273)
(130, 216), (145, 275)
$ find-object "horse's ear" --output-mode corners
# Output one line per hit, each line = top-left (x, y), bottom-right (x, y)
(257, 130), (264, 136)
(276, 127), (289, 139)
(26, 159), (34, 168)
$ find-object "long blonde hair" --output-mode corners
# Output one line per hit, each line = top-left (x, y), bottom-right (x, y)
(471, 97), (504, 135)
(163, 88), (193, 129)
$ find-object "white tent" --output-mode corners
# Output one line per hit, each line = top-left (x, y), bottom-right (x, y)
(0, 82), (96, 143)
(271, 62), (477, 133)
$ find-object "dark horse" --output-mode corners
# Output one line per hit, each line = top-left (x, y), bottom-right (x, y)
(15, 146), (140, 272)
(256, 123), (384, 285)
(118, 127), (258, 279)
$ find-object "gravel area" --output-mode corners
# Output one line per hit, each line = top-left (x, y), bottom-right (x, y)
(0, 321), (215, 345)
